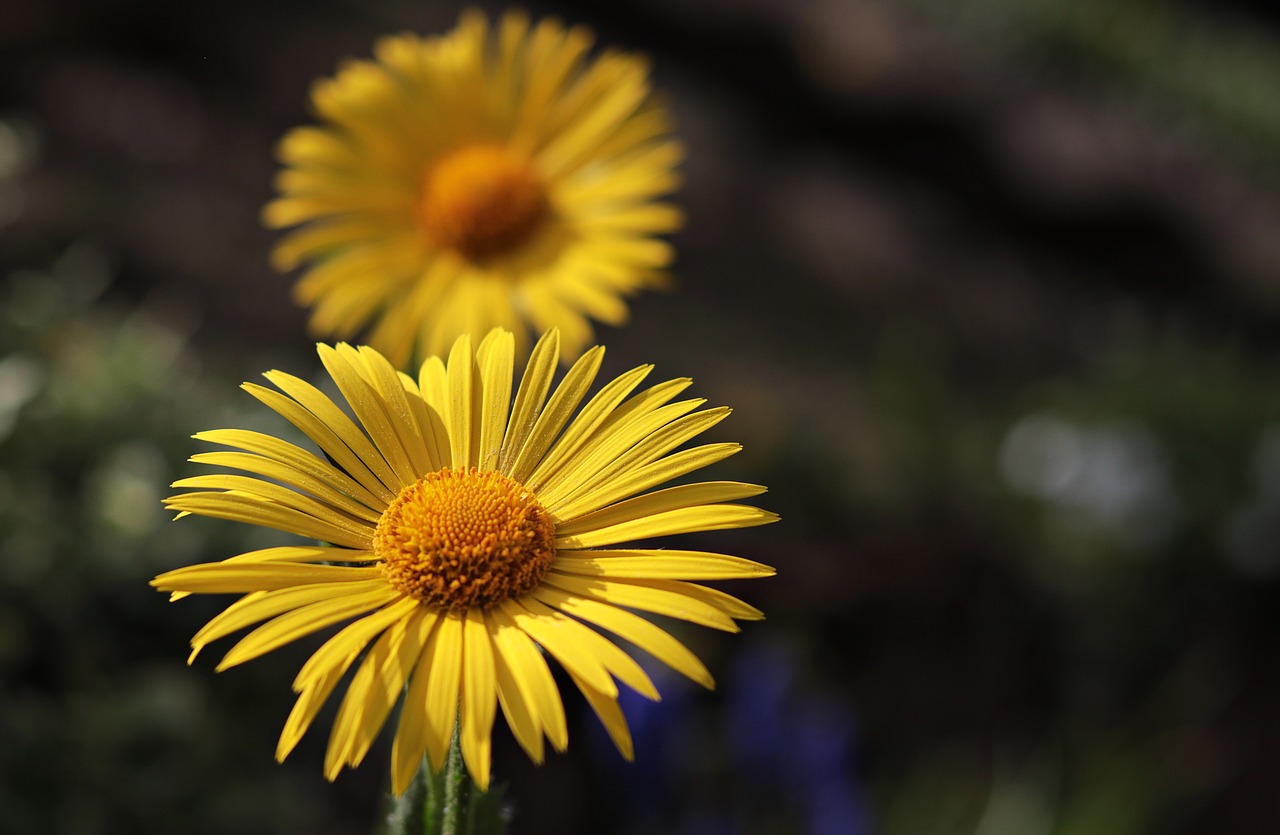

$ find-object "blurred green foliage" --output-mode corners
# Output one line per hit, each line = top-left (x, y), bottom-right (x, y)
(0, 246), (376, 833)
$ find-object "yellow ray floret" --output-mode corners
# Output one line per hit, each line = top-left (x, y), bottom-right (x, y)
(152, 328), (775, 793)
(266, 10), (684, 368)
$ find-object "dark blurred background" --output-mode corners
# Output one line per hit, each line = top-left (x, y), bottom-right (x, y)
(5, 0), (1280, 832)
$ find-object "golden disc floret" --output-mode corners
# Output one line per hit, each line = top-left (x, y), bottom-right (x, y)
(418, 143), (548, 261)
(374, 466), (556, 610)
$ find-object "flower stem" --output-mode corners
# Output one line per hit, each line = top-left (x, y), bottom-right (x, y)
(383, 720), (501, 835)
(439, 722), (472, 835)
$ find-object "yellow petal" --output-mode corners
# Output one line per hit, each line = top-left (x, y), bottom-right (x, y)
(537, 398), (712, 509)
(445, 334), (480, 469)
(542, 573), (738, 632)
(526, 364), (652, 491)
(276, 596), (423, 763)
(245, 380), (398, 500)
(488, 614), (545, 762)
(459, 609), (497, 789)
(191, 430), (388, 510)
(318, 344), (419, 487)
(188, 451), (381, 523)
(475, 329), (516, 471)
(506, 344), (604, 483)
(152, 561), (381, 595)
(347, 344), (438, 477)
(566, 669), (633, 761)
(556, 504), (778, 550)
(217, 583), (402, 671)
(164, 491), (372, 551)
(551, 442), (741, 521)
(555, 481), (766, 535)
(551, 550), (775, 581)
(520, 597), (658, 700)
(391, 610), (445, 795)
(292, 596), (419, 694)
(657, 579), (765, 622)
(170, 473), (375, 531)
(498, 329), (560, 473)
(534, 586), (714, 688)
(324, 606), (433, 777)
(422, 613), (464, 770)
(488, 606), (568, 751)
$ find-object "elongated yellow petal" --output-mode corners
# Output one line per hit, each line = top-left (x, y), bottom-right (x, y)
(399, 363), (452, 473)
(292, 596), (420, 694)
(556, 504), (779, 550)
(519, 597), (658, 700)
(170, 474), (375, 532)
(259, 372), (404, 494)
(533, 586), (714, 688)
(244, 382), (397, 501)
(422, 614), (464, 770)
(318, 344), (419, 487)
(526, 363), (652, 490)
(278, 665), (347, 764)
(506, 345), (604, 483)
(325, 606), (434, 776)
(555, 406), (732, 507)
(555, 481), (766, 535)
(475, 329), (515, 471)
(498, 329), (560, 472)
(532, 376), (693, 502)
(270, 217), (390, 270)
(543, 573), (739, 632)
(187, 451), (382, 523)
(217, 584), (402, 671)
(164, 491), (371, 551)
(460, 609), (497, 789)
(488, 606), (568, 751)
(536, 398), (712, 509)
(190, 432), (387, 510)
(552, 550), (775, 581)
(657, 579), (765, 621)
(566, 669), (633, 761)
(523, 288), (593, 361)
(157, 546), (374, 601)
(347, 343), (438, 476)
(497, 598), (616, 698)
(538, 57), (649, 179)
(391, 611), (445, 795)
(487, 614), (545, 762)
(445, 334), (480, 468)
(152, 562), (382, 595)
(551, 442), (741, 521)
(323, 617), (401, 778)
(418, 355), (448, 420)
(189, 581), (393, 666)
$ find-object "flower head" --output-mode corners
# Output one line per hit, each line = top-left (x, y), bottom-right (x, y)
(265, 10), (683, 368)
(153, 329), (775, 792)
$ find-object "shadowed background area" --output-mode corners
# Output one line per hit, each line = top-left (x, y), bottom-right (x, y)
(4, 0), (1280, 832)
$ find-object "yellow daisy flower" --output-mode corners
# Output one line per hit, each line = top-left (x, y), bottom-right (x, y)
(265, 10), (683, 368)
(153, 329), (774, 793)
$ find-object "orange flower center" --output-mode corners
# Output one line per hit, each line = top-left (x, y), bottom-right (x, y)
(374, 467), (556, 611)
(418, 143), (548, 261)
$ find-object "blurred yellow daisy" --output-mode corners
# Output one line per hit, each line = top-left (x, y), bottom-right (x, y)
(265, 10), (683, 369)
(153, 329), (774, 793)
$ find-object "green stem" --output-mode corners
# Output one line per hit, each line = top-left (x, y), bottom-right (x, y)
(439, 723), (472, 835)
(380, 753), (435, 835)
(383, 721), (488, 835)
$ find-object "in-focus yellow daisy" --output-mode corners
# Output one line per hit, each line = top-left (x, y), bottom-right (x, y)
(153, 329), (774, 793)
(265, 10), (683, 368)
